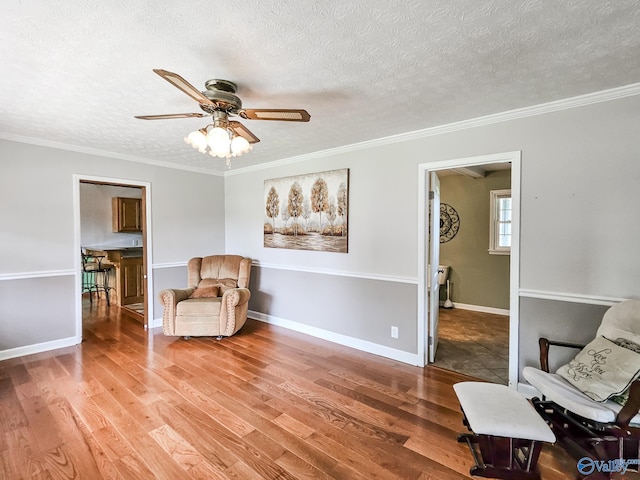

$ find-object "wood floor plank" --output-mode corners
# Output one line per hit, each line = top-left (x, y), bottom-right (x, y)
(161, 395), (299, 480)
(150, 392), (242, 470)
(20, 395), (64, 451)
(0, 377), (29, 432)
(4, 426), (46, 479)
(113, 453), (159, 480)
(7, 363), (32, 385)
(149, 424), (217, 474)
(0, 302), (596, 479)
(91, 391), (188, 480)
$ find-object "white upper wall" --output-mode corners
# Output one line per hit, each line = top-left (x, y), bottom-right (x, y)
(0, 140), (226, 274)
(225, 147), (417, 281)
(224, 93), (640, 300)
(80, 183), (143, 248)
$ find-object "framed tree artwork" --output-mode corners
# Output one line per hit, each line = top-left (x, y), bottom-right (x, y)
(264, 168), (349, 253)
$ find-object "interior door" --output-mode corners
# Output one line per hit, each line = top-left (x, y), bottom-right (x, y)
(428, 171), (441, 363)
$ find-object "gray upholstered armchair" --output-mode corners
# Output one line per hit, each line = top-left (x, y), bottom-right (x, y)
(159, 255), (252, 338)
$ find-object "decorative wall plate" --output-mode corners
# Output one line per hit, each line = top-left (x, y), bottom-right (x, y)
(440, 203), (460, 243)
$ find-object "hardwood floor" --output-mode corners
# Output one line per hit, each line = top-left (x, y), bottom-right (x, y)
(0, 300), (601, 479)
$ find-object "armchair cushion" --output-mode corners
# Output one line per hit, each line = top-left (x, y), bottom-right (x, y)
(555, 335), (640, 402)
(188, 286), (220, 298)
(176, 298), (222, 316)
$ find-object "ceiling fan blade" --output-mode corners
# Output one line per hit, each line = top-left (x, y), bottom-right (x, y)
(240, 109), (310, 122)
(134, 113), (209, 120)
(152, 69), (214, 106)
(229, 121), (260, 144)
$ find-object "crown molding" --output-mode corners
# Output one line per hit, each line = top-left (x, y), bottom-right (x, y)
(2, 82), (639, 178)
(0, 133), (224, 177)
(226, 81), (640, 176)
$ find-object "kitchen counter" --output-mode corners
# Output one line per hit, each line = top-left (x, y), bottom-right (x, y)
(84, 247), (144, 306)
(84, 246), (142, 258)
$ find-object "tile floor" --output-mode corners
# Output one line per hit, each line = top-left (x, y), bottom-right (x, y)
(433, 307), (509, 384)
(121, 302), (144, 321)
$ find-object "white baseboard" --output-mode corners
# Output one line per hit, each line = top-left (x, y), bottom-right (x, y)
(150, 317), (163, 329)
(445, 302), (510, 316)
(248, 310), (420, 366)
(0, 336), (79, 361)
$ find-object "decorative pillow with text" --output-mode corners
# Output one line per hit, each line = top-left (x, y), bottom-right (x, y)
(556, 336), (640, 402)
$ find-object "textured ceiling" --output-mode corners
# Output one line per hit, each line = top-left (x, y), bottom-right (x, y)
(1, 1), (639, 174)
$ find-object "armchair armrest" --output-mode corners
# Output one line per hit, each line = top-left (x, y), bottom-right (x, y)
(220, 287), (251, 336)
(539, 337), (585, 373)
(158, 288), (194, 335)
(616, 379), (640, 428)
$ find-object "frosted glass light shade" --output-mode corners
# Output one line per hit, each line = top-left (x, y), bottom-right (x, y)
(231, 136), (251, 156)
(185, 130), (207, 151)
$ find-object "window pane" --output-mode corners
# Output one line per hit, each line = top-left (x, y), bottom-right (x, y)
(490, 190), (512, 254)
(499, 222), (511, 247)
(498, 198), (512, 221)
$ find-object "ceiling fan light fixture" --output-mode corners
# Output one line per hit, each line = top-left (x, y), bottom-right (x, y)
(184, 129), (208, 152)
(186, 123), (252, 164)
(231, 135), (251, 157)
(137, 69), (310, 168)
(207, 126), (230, 147)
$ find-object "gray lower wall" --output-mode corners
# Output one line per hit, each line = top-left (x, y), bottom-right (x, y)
(0, 275), (75, 350)
(151, 265), (189, 323)
(249, 266), (418, 353)
(519, 297), (610, 381)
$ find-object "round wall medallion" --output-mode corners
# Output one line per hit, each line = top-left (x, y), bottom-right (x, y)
(440, 203), (460, 243)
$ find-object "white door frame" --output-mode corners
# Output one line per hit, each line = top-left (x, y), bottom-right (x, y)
(417, 151), (521, 388)
(428, 171), (441, 363)
(73, 174), (154, 342)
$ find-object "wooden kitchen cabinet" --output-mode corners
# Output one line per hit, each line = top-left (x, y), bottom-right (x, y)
(112, 197), (142, 232)
(119, 256), (144, 305)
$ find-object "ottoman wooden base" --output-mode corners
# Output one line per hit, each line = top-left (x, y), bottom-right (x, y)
(454, 382), (556, 480)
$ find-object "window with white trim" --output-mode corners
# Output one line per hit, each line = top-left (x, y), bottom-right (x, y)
(489, 189), (511, 255)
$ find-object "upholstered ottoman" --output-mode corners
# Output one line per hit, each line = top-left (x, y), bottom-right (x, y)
(454, 382), (556, 480)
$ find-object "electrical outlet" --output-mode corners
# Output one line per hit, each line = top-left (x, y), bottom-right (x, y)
(391, 326), (399, 339)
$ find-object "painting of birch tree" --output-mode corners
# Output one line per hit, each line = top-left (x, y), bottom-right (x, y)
(264, 169), (349, 252)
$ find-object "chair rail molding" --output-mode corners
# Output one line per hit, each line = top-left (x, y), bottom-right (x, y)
(0, 269), (75, 281)
(518, 289), (629, 307)
(152, 261), (189, 269)
(251, 261), (417, 285)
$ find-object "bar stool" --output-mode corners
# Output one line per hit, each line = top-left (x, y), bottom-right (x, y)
(81, 252), (113, 305)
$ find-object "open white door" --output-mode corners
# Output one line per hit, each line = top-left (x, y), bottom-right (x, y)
(428, 171), (441, 363)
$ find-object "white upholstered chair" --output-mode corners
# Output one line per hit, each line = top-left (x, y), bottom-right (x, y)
(523, 299), (640, 478)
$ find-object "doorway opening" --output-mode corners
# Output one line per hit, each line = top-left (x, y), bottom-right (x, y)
(417, 151), (520, 388)
(73, 175), (153, 343)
